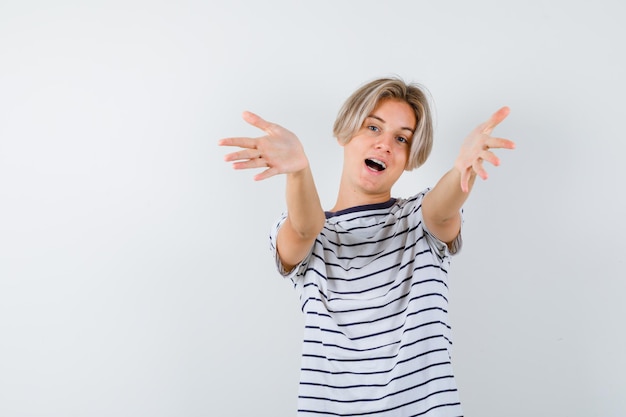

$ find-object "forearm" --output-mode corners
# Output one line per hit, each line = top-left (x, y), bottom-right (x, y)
(427, 168), (474, 220)
(275, 164), (325, 271)
(284, 164), (325, 239)
(422, 168), (473, 243)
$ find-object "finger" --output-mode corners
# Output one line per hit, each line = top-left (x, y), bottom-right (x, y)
(223, 148), (261, 162)
(486, 137), (516, 150)
(472, 158), (488, 180)
(231, 157), (267, 170)
(482, 106), (510, 134)
(218, 136), (258, 148)
(480, 149), (501, 167)
(242, 111), (273, 133)
(460, 169), (471, 193)
(254, 167), (279, 181)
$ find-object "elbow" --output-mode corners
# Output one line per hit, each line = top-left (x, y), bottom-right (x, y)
(289, 213), (325, 240)
(426, 215), (461, 245)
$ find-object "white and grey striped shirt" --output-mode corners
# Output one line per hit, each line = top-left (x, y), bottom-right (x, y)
(270, 190), (464, 417)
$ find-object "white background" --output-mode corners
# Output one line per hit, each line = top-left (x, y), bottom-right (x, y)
(1, 1), (625, 416)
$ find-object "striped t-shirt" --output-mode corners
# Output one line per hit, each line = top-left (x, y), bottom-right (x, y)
(269, 190), (464, 417)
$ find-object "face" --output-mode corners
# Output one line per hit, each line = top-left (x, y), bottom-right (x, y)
(339, 98), (416, 200)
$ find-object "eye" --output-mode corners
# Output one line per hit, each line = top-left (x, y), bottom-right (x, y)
(367, 125), (380, 132)
(396, 136), (409, 144)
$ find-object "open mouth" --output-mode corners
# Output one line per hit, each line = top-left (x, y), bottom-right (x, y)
(365, 158), (386, 172)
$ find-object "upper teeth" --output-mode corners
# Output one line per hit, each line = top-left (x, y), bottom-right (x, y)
(370, 159), (386, 169)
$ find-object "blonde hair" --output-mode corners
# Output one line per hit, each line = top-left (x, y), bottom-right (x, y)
(333, 77), (433, 171)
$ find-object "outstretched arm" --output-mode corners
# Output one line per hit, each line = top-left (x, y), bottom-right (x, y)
(422, 106), (515, 244)
(218, 111), (325, 271)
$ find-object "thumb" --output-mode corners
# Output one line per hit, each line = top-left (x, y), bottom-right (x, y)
(482, 106), (510, 133)
(242, 110), (273, 132)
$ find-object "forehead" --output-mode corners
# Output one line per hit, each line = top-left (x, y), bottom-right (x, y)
(368, 98), (416, 129)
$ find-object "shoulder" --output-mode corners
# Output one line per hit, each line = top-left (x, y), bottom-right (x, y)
(392, 188), (431, 215)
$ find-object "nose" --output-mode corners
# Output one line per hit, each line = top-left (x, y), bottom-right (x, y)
(375, 134), (393, 153)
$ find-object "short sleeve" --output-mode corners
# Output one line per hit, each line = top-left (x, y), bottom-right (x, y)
(422, 209), (464, 257)
(268, 212), (311, 279)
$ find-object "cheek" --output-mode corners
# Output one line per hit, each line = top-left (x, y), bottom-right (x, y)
(396, 145), (410, 163)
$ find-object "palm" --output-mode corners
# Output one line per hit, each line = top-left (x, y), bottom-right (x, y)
(218, 111), (309, 181)
(454, 106), (515, 192)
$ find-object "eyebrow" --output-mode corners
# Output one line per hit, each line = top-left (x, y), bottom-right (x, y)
(367, 114), (415, 135)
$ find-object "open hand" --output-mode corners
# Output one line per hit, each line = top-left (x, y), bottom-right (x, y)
(454, 106), (516, 192)
(218, 111), (309, 181)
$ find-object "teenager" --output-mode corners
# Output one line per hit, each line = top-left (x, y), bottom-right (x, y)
(219, 77), (515, 416)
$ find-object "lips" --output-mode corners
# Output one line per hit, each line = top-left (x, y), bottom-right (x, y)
(365, 158), (387, 171)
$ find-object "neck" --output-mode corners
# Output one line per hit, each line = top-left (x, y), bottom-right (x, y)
(330, 177), (392, 212)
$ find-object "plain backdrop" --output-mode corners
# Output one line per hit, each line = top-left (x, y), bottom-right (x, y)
(1, 1), (625, 416)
